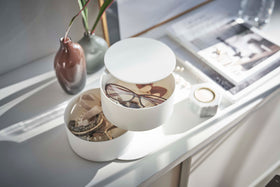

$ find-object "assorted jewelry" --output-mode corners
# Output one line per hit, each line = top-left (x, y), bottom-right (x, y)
(68, 92), (126, 142)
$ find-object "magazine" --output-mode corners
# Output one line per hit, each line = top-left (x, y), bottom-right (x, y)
(167, 19), (280, 101)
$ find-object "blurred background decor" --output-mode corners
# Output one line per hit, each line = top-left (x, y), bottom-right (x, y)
(238, 0), (275, 28)
(78, 0), (113, 74)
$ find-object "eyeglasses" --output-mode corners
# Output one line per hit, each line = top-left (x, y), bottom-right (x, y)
(105, 83), (167, 108)
(135, 84), (167, 97)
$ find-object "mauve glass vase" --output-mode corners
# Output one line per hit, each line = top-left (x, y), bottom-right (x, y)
(54, 37), (87, 95)
(78, 32), (108, 74)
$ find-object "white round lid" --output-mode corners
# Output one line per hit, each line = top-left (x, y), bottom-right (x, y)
(104, 37), (176, 84)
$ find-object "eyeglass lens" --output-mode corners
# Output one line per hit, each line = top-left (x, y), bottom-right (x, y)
(105, 83), (167, 108)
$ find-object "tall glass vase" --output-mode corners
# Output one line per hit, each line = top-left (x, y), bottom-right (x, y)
(78, 32), (108, 74)
(54, 37), (87, 95)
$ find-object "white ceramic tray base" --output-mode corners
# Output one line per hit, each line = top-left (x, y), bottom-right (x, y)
(118, 126), (166, 160)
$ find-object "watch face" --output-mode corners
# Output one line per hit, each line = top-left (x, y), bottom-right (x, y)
(194, 87), (216, 103)
(68, 114), (103, 136)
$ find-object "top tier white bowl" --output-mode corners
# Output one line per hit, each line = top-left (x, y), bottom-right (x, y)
(100, 38), (176, 131)
(100, 72), (175, 131)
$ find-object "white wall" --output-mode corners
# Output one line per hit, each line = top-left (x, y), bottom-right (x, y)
(0, 0), (104, 76)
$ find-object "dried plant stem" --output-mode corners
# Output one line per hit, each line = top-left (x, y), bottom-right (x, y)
(64, 0), (91, 41)
(78, 0), (89, 32)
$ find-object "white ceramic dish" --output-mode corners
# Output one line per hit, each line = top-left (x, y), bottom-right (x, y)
(104, 37), (176, 84)
(64, 88), (133, 162)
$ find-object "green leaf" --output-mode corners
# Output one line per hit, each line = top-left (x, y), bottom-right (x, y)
(90, 0), (114, 34)
(78, 0), (89, 32)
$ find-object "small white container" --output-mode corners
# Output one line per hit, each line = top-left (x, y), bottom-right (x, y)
(64, 88), (133, 162)
(100, 38), (176, 131)
(188, 83), (221, 117)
